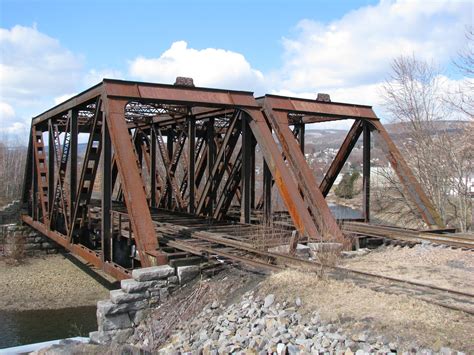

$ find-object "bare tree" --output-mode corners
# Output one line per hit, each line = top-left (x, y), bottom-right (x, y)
(450, 27), (474, 119)
(375, 55), (473, 231)
(0, 133), (27, 206)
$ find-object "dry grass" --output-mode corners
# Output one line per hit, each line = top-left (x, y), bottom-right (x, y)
(342, 244), (474, 294)
(259, 270), (474, 352)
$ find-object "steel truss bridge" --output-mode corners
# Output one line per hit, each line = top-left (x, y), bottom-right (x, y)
(20, 79), (445, 279)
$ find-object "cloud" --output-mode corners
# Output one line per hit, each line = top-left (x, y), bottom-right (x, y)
(2, 1), (471, 137)
(276, 0), (471, 92)
(0, 25), (83, 135)
(0, 25), (83, 105)
(0, 101), (28, 137)
(0, 102), (15, 120)
(129, 41), (266, 93)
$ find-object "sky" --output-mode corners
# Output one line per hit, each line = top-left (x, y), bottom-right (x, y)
(0, 0), (472, 141)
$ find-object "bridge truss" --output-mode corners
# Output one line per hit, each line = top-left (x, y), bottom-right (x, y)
(21, 79), (444, 279)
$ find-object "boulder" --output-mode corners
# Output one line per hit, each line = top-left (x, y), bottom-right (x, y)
(97, 299), (148, 316)
(263, 294), (275, 308)
(269, 244), (311, 258)
(98, 312), (132, 331)
(110, 289), (146, 304)
(177, 265), (200, 284)
(121, 279), (163, 293)
(132, 265), (175, 282)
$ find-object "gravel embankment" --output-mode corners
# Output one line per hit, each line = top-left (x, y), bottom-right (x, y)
(155, 289), (467, 354)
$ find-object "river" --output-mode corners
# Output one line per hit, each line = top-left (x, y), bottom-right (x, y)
(0, 306), (98, 349)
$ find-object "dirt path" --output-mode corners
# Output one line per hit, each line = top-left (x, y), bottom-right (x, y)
(0, 254), (110, 311)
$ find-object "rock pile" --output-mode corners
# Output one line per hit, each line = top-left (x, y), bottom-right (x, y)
(0, 224), (62, 257)
(158, 291), (462, 355)
(0, 200), (20, 224)
(90, 264), (200, 345)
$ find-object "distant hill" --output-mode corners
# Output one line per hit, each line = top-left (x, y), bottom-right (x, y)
(305, 120), (470, 152)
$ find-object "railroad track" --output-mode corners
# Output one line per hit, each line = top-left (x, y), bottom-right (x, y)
(342, 221), (474, 250)
(107, 207), (474, 315)
(155, 223), (474, 315)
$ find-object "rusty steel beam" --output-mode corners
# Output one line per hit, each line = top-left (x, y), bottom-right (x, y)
(363, 122), (371, 222)
(69, 101), (103, 240)
(319, 120), (364, 197)
(104, 79), (259, 108)
(259, 94), (378, 121)
(370, 120), (444, 228)
(261, 100), (344, 243)
(255, 124), (302, 210)
(196, 111), (241, 215)
(244, 108), (320, 239)
(103, 97), (167, 266)
(32, 127), (49, 224)
(22, 215), (131, 280)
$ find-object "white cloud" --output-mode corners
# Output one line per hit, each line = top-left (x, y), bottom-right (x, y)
(129, 41), (266, 93)
(0, 25), (82, 104)
(84, 68), (123, 87)
(276, 0), (471, 92)
(2, 1), (472, 138)
(0, 102), (15, 120)
(0, 25), (83, 135)
(0, 101), (28, 138)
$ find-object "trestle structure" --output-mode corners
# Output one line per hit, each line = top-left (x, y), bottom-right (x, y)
(21, 79), (444, 279)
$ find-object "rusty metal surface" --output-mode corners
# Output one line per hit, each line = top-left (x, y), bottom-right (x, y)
(22, 215), (131, 280)
(260, 100), (344, 243)
(259, 94), (378, 120)
(244, 108), (320, 239)
(320, 120), (364, 197)
(103, 98), (165, 267)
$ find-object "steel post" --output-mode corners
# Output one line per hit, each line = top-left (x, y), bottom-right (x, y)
(363, 122), (371, 222)
(188, 117), (196, 214)
(102, 117), (112, 262)
(151, 126), (157, 207)
(69, 109), (78, 223)
(241, 113), (252, 224)
(48, 120), (55, 221)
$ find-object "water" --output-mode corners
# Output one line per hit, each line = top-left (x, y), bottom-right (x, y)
(328, 203), (363, 220)
(0, 306), (97, 349)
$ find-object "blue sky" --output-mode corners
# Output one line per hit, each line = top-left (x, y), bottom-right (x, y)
(0, 0), (472, 139)
(1, 0), (377, 71)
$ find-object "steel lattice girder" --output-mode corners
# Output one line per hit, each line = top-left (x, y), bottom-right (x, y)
(21, 79), (444, 279)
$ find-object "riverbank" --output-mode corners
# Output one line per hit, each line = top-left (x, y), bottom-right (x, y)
(0, 254), (110, 311)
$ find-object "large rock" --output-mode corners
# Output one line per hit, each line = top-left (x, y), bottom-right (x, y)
(177, 265), (200, 284)
(269, 244), (311, 258)
(121, 279), (164, 293)
(97, 299), (148, 316)
(263, 294), (275, 308)
(98, 312), (132, 331)
(110, 289), (147, 304)
(132, 265), (175, 282)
